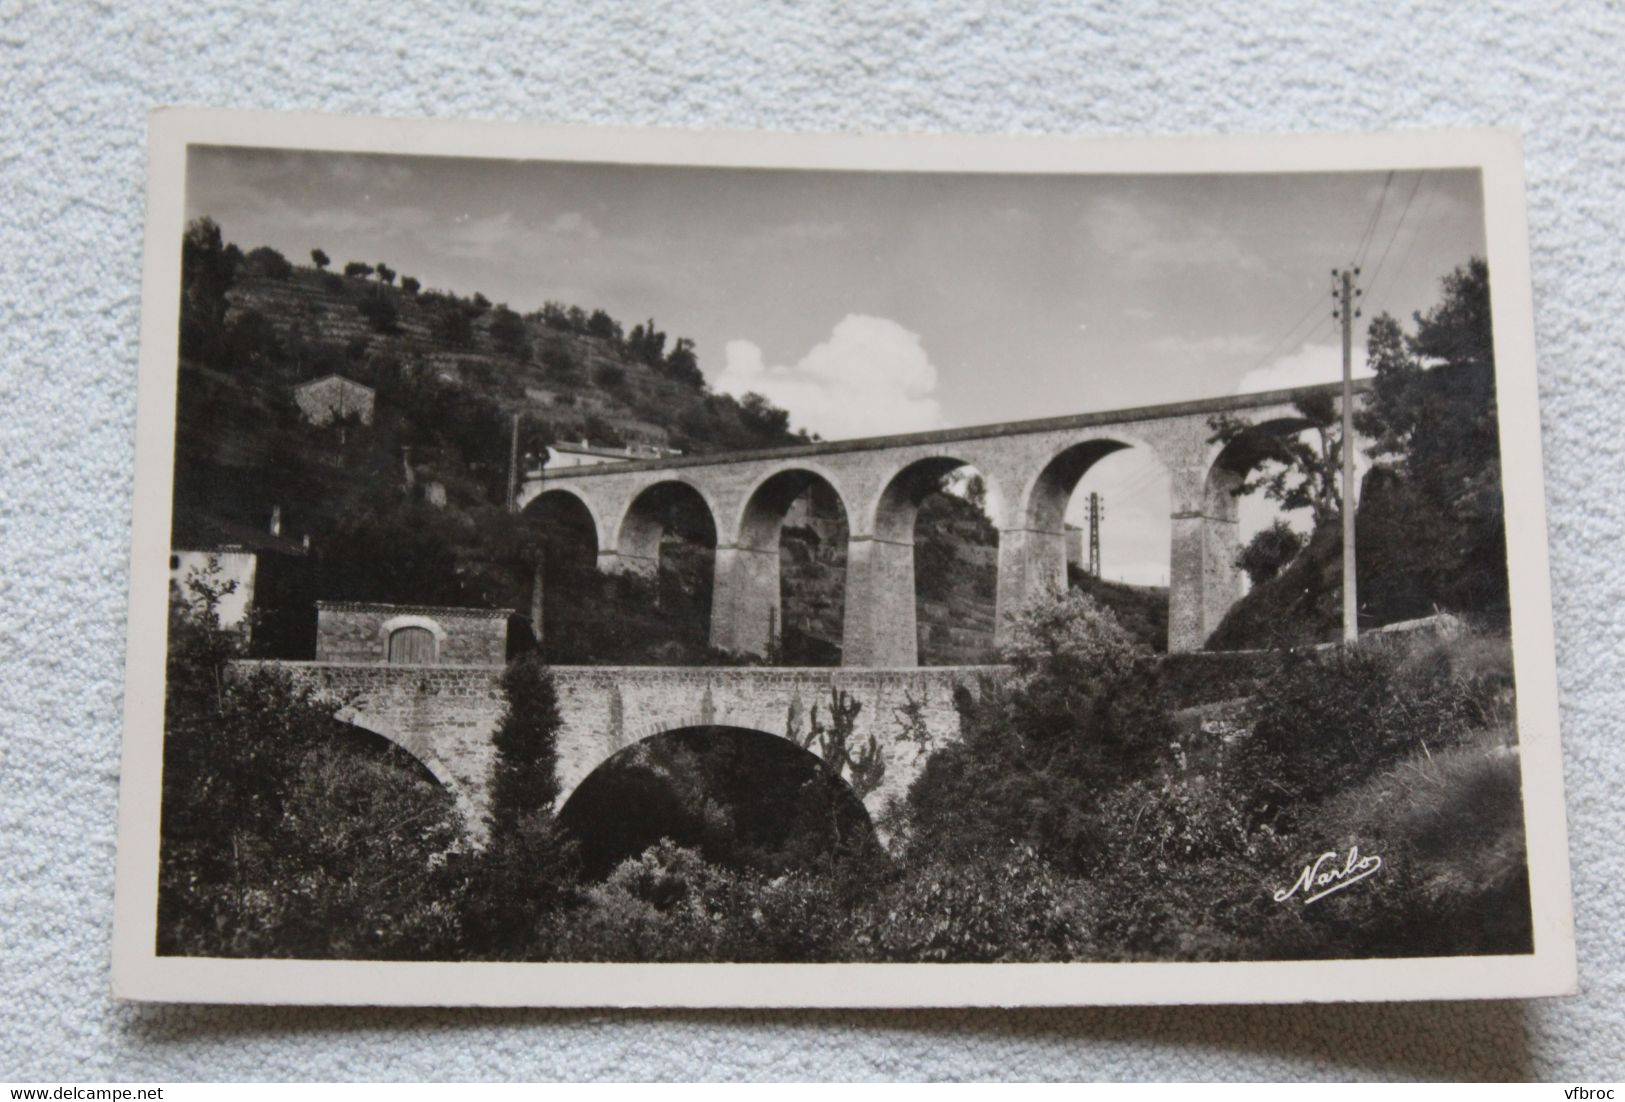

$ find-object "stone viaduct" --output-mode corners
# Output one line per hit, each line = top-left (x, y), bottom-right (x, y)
(519, 380), (1369, 659)
(245, 660), (982, 838)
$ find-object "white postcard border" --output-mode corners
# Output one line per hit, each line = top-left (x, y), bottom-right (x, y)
(112, 109), (1576, 1006)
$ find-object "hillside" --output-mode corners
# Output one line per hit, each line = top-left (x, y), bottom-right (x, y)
(172, 225), (1014, 664)
(1069, 569), (1169, 652)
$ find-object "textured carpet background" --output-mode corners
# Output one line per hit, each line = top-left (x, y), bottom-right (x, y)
(2, 0), (1621, 1082)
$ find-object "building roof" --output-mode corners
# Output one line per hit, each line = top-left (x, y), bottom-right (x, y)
(293, 373), (375, 395)
(315, 600), (514, 619)
(170, 516), (309, 556)
(552, 441), (680, 459)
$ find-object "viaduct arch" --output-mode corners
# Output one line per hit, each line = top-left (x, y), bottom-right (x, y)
(517, 381), (1369, 658)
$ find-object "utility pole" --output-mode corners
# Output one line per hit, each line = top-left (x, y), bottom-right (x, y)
(1333, 267), (1362, 644)
(505, 412), (521, 514)
(1087, 491), (1103, 578)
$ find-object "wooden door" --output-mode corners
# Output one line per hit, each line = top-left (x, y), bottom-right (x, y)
(387, 626), (436, 664)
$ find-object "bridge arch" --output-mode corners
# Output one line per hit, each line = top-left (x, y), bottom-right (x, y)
(332, 705), (483, 834)
(608, 479), (720, 658)
(1000, 433), (1170, 645)
(848, 456), (1005, 667)
(1177, 411), (1327, 646)
(523, 486), (604, 565)
(713, 464), (852, 662)
(554, 723), (877, 878)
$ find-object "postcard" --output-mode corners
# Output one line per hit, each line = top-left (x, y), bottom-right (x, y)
(112, 110), (1574, 1005)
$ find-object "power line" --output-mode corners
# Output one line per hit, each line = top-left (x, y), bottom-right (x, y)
(1241, 168), (1397, 383)
(1364, 171), (1427, 301)
(1365, 173), (1438, 314)
(1352, 170), (1396, 269)
(1236, 287), (1332, 382)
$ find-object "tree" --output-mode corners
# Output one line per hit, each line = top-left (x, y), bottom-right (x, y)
(904, 588), (1168, 874)
(488, 305), (527, 356)
(488, 654), (564, 832)
(357, 294), (398, 334)
(1353, 258), (1506, 616)
(310, 248), (330, 270)
(157, 581), (464, 959)
(433, 301), (473, 347)
(738, 392), (790, 442)
(343, 261), (372, 279)
(1352, 313), (1421, 460)
(587, 308), (621, 342)
(1236, 519), (1304, 587)
(663, 337), (704, 389)
(539, 301), (570, 330)
(243, 246), (293, 279)
(541, 345), (580, 384)
(400, 275), (420, 295)
(178, 218), (243, 366)
(1208, 392), (1344, 530)
(594, 363), (628, 391)
(375, 263), (396, 286)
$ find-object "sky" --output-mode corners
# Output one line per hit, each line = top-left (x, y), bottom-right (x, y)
(186, 148), (1485, 584)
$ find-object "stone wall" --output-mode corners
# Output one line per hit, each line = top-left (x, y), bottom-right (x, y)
(314, 601), (511, 665)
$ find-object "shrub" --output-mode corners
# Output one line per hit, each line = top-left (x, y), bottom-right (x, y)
(855, 846), (1092, 962)
(543, 842), (764, 961)
(905, 591), (1171, 875)
(1242, 634), (1494, 808)
(1289, 737), (1533, 957)
(157, 592), (465, 959)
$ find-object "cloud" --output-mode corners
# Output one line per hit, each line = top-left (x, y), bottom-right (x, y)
(1079, 196), (1267, 276)
(1235, 339), (1371, 394)
(712, 315), (946, 440)
(547, 211), (601, 239)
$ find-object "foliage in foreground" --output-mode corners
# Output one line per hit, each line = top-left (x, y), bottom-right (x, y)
(157, 583), (465, 959)
(159, 586), (1531, 964)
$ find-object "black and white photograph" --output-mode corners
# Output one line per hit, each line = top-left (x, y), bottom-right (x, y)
(111, 112), (1573, 1006)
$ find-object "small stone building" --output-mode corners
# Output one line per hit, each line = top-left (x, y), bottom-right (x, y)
(315, 601), (511, 666)
(293, 374), (376, 427)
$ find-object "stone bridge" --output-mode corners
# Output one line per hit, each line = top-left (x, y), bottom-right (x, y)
(519, 380), (1368, 659)
(244, 660), (988, 838)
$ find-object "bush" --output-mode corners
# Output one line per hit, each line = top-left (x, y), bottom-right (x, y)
(855, 846), (1091, 962)
(1284, 736), (1532, 957)
(905, 591), (1171, 875)
(543, 842), (766, 962)
(1242, 634), (1496, 808)
(157, 592), (465, 959)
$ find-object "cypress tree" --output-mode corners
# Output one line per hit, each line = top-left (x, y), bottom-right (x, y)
(488, 652), (563, 835)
